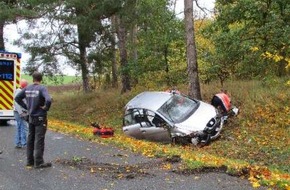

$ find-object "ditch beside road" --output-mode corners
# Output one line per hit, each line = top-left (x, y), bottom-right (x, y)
(0, 121), (265, 190)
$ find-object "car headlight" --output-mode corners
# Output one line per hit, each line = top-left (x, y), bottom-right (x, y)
(204, 117), (220, 133)
(206, 118), (216, 128)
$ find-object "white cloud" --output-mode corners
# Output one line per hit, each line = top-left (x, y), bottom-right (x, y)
(4, 23), (30, 73)
(175, 0), (215, 17)
(4, 23), (77, 76)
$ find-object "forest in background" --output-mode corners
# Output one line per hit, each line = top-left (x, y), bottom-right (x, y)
(0, 0), (289, 96)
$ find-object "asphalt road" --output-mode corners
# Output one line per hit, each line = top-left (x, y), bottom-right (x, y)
(0, 121), (265, 190)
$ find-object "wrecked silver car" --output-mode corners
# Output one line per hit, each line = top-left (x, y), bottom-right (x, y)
(123, 91), (227, 146)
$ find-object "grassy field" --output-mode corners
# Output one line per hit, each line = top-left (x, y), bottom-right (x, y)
(48, 78), (290, 189)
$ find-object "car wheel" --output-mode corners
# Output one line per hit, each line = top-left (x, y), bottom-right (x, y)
(199, 134), (211, 147)
(171, 137), (177, 145)
(0, 120), (8, 126)
(191, 137), (199, 145)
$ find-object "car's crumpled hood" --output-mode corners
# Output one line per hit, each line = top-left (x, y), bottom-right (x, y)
(175, 101), (217, 133)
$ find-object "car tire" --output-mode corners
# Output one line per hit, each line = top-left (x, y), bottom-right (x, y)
(199, 134), (211, 147)
(171, 137), (177, 145)
(0, 120), (8, 126)
(191, 137), (199, 145)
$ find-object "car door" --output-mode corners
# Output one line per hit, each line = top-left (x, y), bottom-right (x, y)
(123, 123), (144, 139)
(140, 111), (171, 142)
(123, 109), (150, 140)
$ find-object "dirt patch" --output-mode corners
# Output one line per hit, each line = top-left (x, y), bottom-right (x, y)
(165, 155), (182, 163)
(173, 165), (228, 175)
(55, 156), (169, 180)
(173, 165), (250, 178)
(55, 154), (249, 180)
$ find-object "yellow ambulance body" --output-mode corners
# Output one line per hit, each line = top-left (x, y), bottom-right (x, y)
(0, 51), (21, 121)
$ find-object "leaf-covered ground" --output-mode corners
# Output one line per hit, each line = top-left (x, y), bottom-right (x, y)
(48, 79), (290, 189)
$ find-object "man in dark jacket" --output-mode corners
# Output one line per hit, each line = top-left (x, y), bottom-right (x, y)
(15, 71), (52, 168)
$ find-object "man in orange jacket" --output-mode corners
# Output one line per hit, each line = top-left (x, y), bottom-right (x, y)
(211, 89), (231, 115)
(165, 86), (181, 95)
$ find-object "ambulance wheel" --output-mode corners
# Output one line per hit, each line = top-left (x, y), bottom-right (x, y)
(0, 120), (8, 126)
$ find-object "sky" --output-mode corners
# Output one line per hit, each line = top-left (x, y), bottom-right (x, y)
(4, 0), (215, 76)
(175, 0), (215, 15)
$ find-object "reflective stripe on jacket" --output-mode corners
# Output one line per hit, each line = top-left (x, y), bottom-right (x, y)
(215, 93), (231, 112)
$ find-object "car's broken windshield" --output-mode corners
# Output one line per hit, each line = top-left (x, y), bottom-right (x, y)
(157, 95), (199, 123)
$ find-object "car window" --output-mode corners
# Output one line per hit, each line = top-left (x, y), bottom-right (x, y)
(144, 110), (155, 124)
(144, 110), (167, 128)
(124, 109), (139, 126)
(124, 109), (151, 126)
(151, 114), (166, 127)
(157, 94), (199, 123)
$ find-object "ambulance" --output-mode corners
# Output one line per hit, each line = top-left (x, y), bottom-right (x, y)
(0, 51), (22, 122)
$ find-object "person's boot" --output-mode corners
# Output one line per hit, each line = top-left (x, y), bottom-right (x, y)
(35, 162), (52, 169)
(0, 151), (2, 154)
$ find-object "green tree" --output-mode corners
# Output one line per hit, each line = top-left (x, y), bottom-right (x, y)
(128, 0), (185, 88)
(206, 0), (290, 80)
(18, 0), (122, 92)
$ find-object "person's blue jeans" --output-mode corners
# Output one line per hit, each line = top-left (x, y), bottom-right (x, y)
(14, 111), (28, 147)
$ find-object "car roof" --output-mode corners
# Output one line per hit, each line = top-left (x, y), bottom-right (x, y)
(125, 91), (173, 112)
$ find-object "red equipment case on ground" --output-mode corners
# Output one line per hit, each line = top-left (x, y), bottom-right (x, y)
(91, 122), (114, 138)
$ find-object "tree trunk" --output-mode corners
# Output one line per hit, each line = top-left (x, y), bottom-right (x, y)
(131, 25), (138, 64)
(77, 23), (91, 93)
(116, 16), (131, 94)
(79, 45), (90, 93)
(0, 20), (5, 50)
(277, 51), (287, 77)
(110, 15), (118, 88)
(184, 0), (201, 100)
(164, 46), (170, 86)
(111, 34), (118, 88)
(129, 24), (139, 86)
